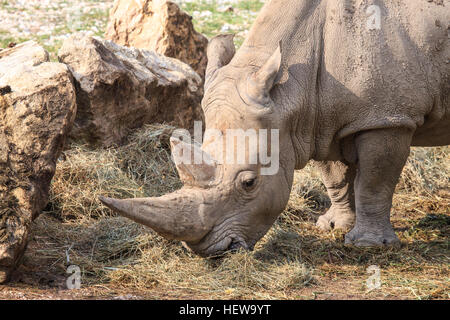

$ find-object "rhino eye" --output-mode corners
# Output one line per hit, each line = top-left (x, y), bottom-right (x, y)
(242, 178), (257, 190)
(237, 171), (258, 192)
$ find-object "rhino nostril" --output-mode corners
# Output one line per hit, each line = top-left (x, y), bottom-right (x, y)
(228, 242), (241, 251)
(228, 240), (249, 252)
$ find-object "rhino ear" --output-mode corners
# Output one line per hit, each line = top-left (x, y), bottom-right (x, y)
(205, 34), (236, 87)
(247, 44), (282, 102)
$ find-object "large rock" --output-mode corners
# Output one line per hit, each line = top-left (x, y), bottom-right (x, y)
(105, 0), (208, 79)
(0, 41), (77, 283)
(58, 34), (203, 147)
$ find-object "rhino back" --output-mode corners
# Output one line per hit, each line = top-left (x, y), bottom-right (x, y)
(319, 0), (449, 146)
(233, 0), (449, 160)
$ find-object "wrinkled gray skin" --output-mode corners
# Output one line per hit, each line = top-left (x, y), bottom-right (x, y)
(100, 0), (449, 256)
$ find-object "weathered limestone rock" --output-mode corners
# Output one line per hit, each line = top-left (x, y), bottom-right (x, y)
(0, 41), (77, 283)
(105, 0), (208, 78)
(58, 34), (203, 147)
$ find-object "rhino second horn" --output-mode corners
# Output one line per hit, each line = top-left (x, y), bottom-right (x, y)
(98, 191), (211, 243)
(170, 136), (217, 187)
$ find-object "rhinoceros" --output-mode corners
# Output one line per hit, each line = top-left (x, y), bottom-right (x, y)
(100, 0), (449, 256)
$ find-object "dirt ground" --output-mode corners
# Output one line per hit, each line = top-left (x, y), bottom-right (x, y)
(1, 197), (448, 300)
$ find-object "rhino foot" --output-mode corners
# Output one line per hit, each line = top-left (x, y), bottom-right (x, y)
(316, 205), (355, 231)
(344, 226), (400, 248)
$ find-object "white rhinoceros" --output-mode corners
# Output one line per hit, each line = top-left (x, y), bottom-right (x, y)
(100, 0), (449, 256)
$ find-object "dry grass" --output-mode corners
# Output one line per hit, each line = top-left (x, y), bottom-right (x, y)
(45, 125), (182, 221)
(3, 125), (449, 300)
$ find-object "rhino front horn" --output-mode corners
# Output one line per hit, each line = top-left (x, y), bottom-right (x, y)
(99, 190), (212, 243)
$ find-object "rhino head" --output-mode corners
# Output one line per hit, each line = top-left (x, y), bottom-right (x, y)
(100, 35), (296, 256)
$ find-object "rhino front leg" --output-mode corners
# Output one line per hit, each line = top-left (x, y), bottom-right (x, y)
(345, 127), (413, 247)
(316, 161), (356, 231)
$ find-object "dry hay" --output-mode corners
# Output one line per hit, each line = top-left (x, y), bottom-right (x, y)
(12, 124), (449, 299)
(45, 124), (182, 221)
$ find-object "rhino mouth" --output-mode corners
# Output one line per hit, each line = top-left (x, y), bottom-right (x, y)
(185, 234), (254, 257)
